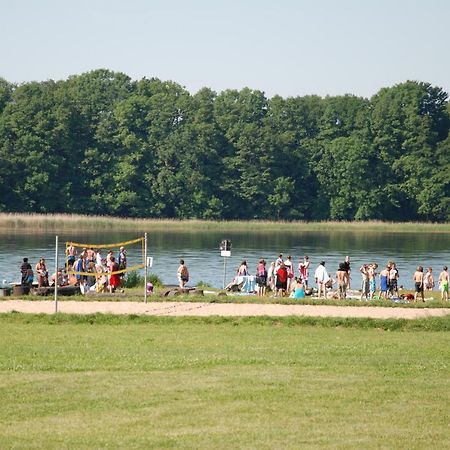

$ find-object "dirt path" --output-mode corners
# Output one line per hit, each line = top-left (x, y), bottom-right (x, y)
(0, 300), (449, 319)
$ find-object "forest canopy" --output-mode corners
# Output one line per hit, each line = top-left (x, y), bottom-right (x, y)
(0, 70), (448, 221)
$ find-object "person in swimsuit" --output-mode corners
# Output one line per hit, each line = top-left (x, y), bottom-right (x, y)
(368, 263), (378, 299)
(389, 262), (399, 298)
(342, 255), (351, 288)
(177, 259), (189, 288)
(336, 263), (349, 299)
(379, 265), (390, 299)
(413, 266), (425, 302)
(423, 267), (435, 291)
(66, 244), (77, 269)
(359, 264), (369, 301)
(298, 255), (310, 286)
(108, 256), (121, 293)
(256, 259), (267, 297)
(438, 266), (449, 301)
(35, 258), (49, 287)
(292, 277), (305, 299)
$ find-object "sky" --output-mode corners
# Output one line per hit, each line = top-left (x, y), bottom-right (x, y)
(1, 0), (449, 99)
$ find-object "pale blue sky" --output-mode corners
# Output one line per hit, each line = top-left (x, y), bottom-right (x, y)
(1, 0), (449, 98)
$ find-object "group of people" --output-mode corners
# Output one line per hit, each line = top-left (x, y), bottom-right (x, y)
(66, 244), (128, 293)
(20, 257), (50, 288)
(222, 253), (450, 301)
(20, 245), (128, 294)
(226, 254), (313, 298)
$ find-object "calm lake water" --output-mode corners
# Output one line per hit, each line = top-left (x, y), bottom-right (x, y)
(1, 229), (449, 290)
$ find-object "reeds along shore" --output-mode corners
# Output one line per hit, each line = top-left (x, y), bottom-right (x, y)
(0, 213), (449, 233)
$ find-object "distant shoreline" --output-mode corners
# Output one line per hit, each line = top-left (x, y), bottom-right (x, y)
(0, 213), (449, 233)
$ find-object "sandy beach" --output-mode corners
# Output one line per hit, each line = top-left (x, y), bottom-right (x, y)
(0, 300), (449, 320)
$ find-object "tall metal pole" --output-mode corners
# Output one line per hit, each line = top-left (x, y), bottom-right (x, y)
(54, 235), (59, 313)
(222, 257), (227, 289)
(144, 233), (148, 303)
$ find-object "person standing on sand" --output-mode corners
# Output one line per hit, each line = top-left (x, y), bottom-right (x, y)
(298, 255), (310, 286)
(368, 263), (378, 299)
(284, 255), (294, 292)
(314, 261), (330, 299)
(336, 263), (349, 299)
(389, 262), (399, 298)
(256, 259), (267, 297)
(267, 261), (275, 292)
(108, 257), (121, 293)
(423, 267), (435, 291)
(177, 259), (189, 288)
(413, 266), (425, 302)
(379, 265), (390, 299)
(438, 266), (449, 301)
(359, 264), (369, 301)
(275, 263), (288, 297)
(342, 255), (351, 288)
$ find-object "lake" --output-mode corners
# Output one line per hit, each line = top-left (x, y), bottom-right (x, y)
(1, 229), (449, 290)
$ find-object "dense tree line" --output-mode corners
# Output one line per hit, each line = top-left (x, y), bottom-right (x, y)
(0, 70), (449, 221)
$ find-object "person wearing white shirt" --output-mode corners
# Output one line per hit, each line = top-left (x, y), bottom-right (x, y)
(314, 261), (330, 299)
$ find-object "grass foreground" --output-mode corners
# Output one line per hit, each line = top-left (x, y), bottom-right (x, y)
(0, 313), (449, 449)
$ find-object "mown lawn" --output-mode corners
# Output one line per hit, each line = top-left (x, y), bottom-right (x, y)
(0, 314), (449, 449)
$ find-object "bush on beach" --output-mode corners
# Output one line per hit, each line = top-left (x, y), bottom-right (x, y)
(122, 272), (163, 288)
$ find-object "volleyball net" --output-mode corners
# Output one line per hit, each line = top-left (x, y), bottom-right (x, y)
(66, 236), (145, 276)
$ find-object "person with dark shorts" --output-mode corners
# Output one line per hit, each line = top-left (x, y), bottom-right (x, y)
(413, 266), (425, 302)
(389, 262), (399, 297)
(256, 259), (267, 297)
(275, 263), (288, 297)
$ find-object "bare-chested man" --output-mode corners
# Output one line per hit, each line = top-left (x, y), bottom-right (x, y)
(413, 266), (425, 302)
(438, 266), (449, 301)
(336, 263), (349, 300)
(66, 244), (77, 268)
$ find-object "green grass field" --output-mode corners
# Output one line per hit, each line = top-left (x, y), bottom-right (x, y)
(0, 314), (449, 449)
